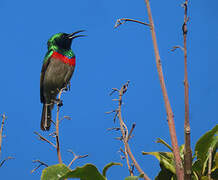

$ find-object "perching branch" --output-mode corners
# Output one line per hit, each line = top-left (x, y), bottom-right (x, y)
(108, 81), (151, 180)
(182, 1), (192, 180)
(143, 0), (184, 179)
(55, 88), (65, 164)
(34, 87), (67, 164)
(114, 18), (150, 28)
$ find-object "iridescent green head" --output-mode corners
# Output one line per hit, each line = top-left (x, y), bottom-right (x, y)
(47, 30), (85, 50)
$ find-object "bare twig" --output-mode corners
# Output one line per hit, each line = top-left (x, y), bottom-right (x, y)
(56, 88), (65, 164)
(67, 150), (88, 167)
(31, 160), (48, 173)
(106, 109), (119, 123)
(127, 123), (136, 142)
(60, 116), (72, 124)
(0, 156), (14, 168)
(143, 1), (184, 179)
(182, 1), (192, 180)
(110, 82), (151, 180)
(107, 127), (120, 131)
(34, 131), (56, 148)
(114, 18), (150, 28)
(109, 88), (119, 96)
(171, 46), (184, 52)
(0, 114), (7, 157)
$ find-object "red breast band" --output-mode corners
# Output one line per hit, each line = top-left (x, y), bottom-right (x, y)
(51, 51), (76, 66)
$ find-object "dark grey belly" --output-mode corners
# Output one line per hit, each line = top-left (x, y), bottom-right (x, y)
(43, 58), (74, 103)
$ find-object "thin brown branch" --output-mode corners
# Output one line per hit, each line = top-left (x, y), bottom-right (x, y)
(56, 88), (64, 164)
(119, 148), (125, 160)
(110, 88), (119, 96)
(107, 127), (120, 131)
(0, 114), (7, 157)
(106, 109), (119, 123)
(111, 82), (150, 180)
(34, 131), (56, 148)
(0, 156), (14, 168)
(114, 18), (150, 28)
(171, 46), (184, 52)
(59, 116), (72, 124)
(143, 0), (184, 179)
(127, 123), (136, 142)
(67, 150), (88, 168)
(31, 160), (48, 173)
(183, 1), (192, 180)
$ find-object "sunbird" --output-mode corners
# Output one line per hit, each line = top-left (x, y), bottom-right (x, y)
(40, 31), (85, 131)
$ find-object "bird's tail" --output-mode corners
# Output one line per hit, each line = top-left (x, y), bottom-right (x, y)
(41, 104), (52, 131)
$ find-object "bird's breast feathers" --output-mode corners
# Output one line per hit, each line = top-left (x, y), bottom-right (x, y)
(49, 51), (76, 66)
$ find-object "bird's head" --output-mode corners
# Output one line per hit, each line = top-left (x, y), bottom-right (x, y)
(47, 30), (85, 50)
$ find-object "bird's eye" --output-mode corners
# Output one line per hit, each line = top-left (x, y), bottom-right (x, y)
(47, 42), (51, 46)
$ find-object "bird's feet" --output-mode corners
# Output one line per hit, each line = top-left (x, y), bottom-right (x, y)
(52, 99), (63, 107)
(63, 83), (70, 91)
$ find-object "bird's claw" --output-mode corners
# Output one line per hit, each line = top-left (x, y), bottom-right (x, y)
(57, 99), (63, 107)
(53, 99), (63, 107)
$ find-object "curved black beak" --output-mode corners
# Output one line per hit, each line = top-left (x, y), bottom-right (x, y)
(67, 30), (86, 40)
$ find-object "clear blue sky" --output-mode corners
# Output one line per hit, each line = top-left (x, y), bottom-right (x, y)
(0, 0), (217, 179)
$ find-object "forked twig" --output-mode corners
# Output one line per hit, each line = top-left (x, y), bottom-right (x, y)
(67, 150), (88, 167)
(31, 160), (48, 173)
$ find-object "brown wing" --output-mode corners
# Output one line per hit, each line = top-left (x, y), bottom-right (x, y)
(40, 59), (51, 103)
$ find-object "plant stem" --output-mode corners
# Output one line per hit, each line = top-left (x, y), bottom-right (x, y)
(143, 1), (184, 179)
(183, 1), (192, 179)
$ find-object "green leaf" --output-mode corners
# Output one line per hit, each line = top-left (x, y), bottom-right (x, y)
(41, 163), (107, 180)
(201, 176), (209, 180)
(62, 163), (106, 180)
(214, 152), (218, 169)
(192, 170), (199, 180)
(124, 175), (143, 180)
(155, 164), (175, 180)
(211, 168), (218, 179)
(194, 125), (218, 175)
(156, 138), (173, 152)
(41, 164), (71, 180)
(102, 162), (122, 177)
(179, 144), (185, 161)
(142, 151), (175, 174)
